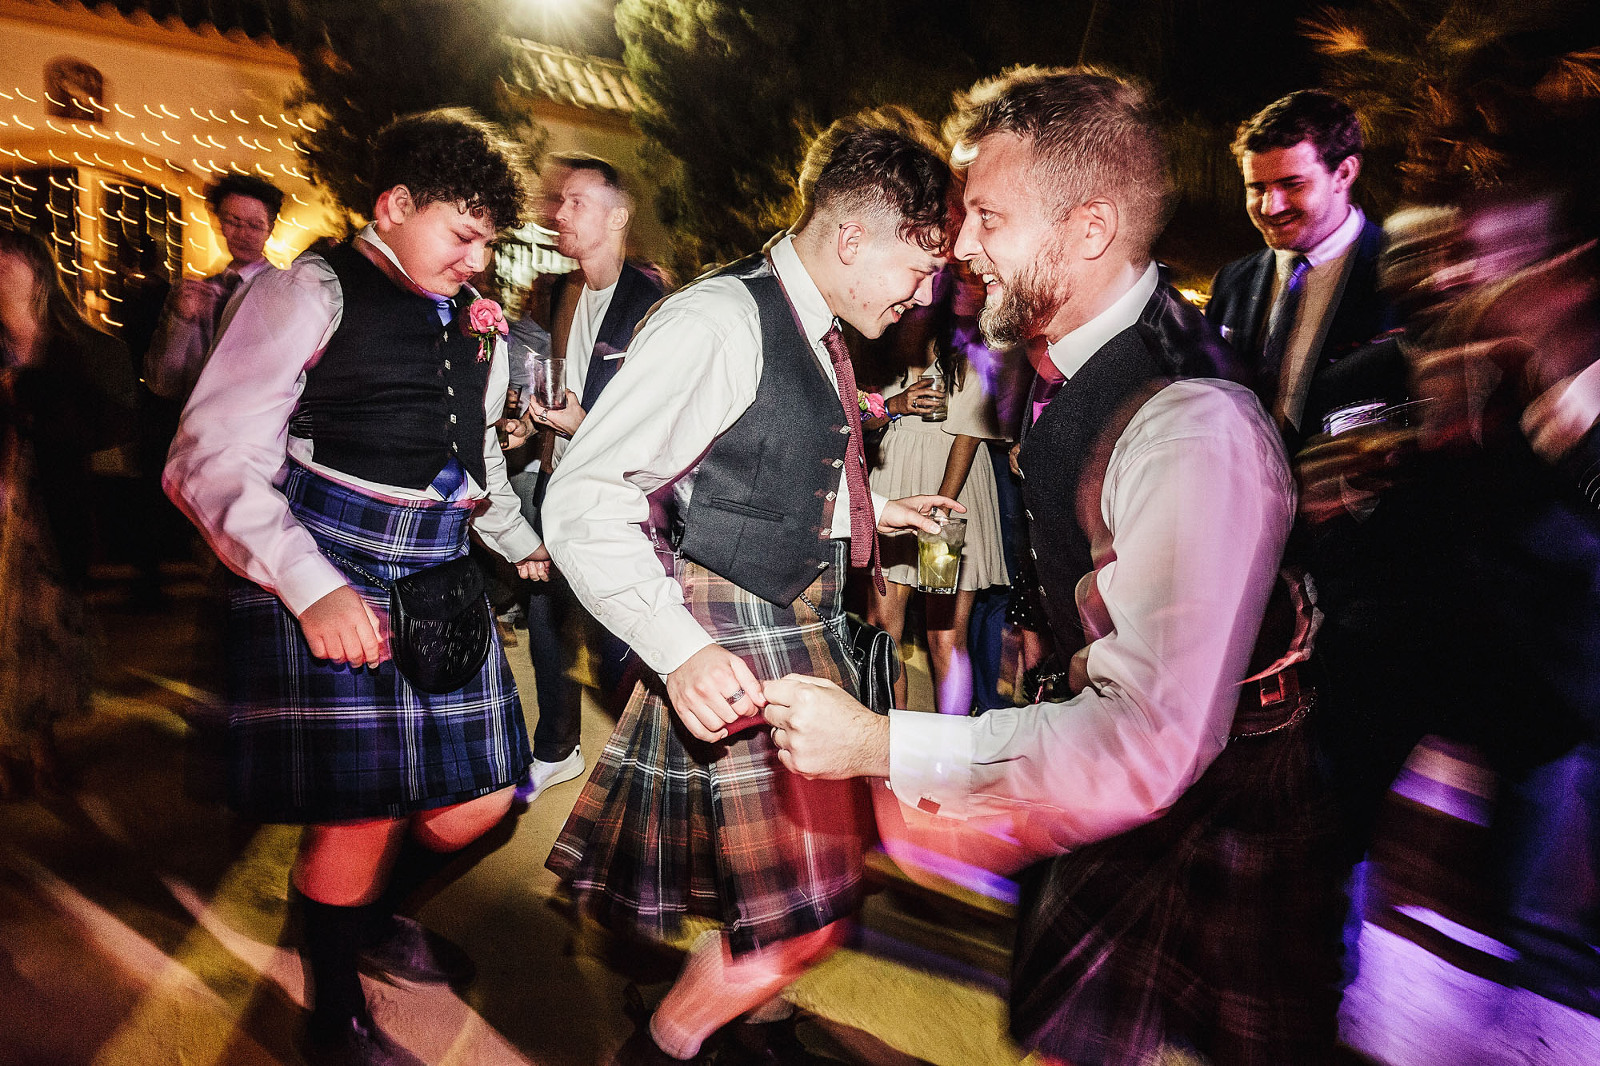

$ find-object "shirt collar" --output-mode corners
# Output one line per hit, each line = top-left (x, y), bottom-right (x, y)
(357, 223), (474, 304)
(231, 257), (274, 282)
(1046, 260), (1160, 379)
(1276, 204), (1364, 274)
(769, 233), (835, 345)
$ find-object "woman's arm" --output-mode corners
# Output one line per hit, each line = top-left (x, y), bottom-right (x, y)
(937, 433), (983, 501)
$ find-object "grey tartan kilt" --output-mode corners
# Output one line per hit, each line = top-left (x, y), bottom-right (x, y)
(547, 540), (869, 955)
(1010, 701), (1347, 1066)
(224, 462), (531, 824)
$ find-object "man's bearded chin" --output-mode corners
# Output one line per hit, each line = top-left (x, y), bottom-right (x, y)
(979, 269), (1063, 348)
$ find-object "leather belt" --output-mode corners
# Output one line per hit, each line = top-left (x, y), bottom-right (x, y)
(1230, 663), (1314, 740)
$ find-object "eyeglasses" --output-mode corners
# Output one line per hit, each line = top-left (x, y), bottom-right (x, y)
(218, 213), (271, 235)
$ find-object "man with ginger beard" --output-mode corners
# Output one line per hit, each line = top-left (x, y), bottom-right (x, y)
(761, 68), (1347, 1065)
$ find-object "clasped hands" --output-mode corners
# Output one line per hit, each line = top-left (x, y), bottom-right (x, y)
(663, 646), (887, 780)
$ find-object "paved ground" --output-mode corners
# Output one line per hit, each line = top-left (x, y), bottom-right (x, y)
(2, 564), (1598, 1065)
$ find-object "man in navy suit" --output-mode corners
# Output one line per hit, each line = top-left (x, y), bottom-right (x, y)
(1206, 91), (1400, 448)
(505, 154), (665, 804)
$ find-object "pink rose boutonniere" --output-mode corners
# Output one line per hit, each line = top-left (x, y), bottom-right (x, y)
(464, 297), (509, 362)
(857, 390), (888, 420)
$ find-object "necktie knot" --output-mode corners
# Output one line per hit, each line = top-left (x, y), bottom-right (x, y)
(821, 324), (851, 367)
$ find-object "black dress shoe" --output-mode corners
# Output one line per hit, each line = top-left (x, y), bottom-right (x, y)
(717, 1016), (840, 1065)
(359, 914), (476, 987)
(301, 1014), (425, 1066)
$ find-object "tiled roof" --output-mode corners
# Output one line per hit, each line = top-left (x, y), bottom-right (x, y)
(35, 0), (306, 45)
(508, 40), (644, 115)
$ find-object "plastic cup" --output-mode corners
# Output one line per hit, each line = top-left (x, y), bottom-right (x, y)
(916, 516), (966, 594)
(919, 375), (949, 422)
(533, 353), (567, 411)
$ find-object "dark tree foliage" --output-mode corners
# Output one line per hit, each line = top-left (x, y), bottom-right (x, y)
(618, 0), (1320, 281)
(285, 0), (545, 224)
(1304, 0), (1600, 209)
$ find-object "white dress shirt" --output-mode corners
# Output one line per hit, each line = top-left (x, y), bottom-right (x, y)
(144, 256), (276, 400)
(1271, 205), (1365, 430)
(164, 225), (540, 618)
(887, 266), (1294, 861)
(543, 234), (883, 677)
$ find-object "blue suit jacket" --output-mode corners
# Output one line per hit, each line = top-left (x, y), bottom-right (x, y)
(1205, 217), (1400, 444)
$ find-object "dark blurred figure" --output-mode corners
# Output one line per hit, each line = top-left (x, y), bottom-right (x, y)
(1298, 28), (1600, 1012)
(0, 227), (137, 795)
(118, 232), (177, 608)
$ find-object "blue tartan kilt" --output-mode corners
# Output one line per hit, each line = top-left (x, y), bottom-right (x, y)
(225, 461), (531, 824)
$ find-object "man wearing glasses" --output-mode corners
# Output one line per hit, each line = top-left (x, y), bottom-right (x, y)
(145, 173), (285, 403)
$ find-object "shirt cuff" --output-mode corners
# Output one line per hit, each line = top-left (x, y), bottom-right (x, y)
(871, 490), (887, 523)
(888, 708), (977, 820)
(1524, 360), (1600, 463)
(277, 552), (352, 618)
(482, 519), (542, 565)
(625, 605), (715, 677)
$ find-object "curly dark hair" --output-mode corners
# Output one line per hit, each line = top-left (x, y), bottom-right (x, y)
(794, 106), (955, 254)
(371, 108), (531, 232)
(1231, 90), (1363, 172)
(204, 173), (284, 222)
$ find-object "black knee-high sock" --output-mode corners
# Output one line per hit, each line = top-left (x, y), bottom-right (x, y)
(300, 897), (372, 1027)
(374, 813), (516, 922)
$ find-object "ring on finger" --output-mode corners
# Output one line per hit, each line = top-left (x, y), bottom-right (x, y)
(724, 688), (745, 705)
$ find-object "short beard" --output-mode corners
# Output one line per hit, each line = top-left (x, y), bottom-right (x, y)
(978, 258), (1069, 349)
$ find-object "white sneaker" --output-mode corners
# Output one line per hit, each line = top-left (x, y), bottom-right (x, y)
(514, 749), (585, 805)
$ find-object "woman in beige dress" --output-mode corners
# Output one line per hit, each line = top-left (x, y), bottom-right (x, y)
(866, 268), (1009, 714)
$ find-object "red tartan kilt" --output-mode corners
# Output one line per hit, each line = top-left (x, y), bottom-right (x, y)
(546, 541), (870, 955)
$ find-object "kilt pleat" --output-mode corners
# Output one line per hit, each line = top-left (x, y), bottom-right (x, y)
(548, 541), (868, 955)
(1009, 699), (1347, 1066)
(225, 462), (531, 824)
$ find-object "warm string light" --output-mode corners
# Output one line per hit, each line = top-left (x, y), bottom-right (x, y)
(4, 88), (328, 324)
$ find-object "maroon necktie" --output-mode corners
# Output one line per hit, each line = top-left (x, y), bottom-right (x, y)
(820, 324), (884, 593)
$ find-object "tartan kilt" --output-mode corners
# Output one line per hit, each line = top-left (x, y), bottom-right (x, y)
(224, 462), (531, 824)
(1010, 698), (1347, 1066)
(547, 540), (867, 956)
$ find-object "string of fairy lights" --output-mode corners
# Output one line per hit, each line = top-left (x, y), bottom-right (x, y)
(0, 82), (328, 330)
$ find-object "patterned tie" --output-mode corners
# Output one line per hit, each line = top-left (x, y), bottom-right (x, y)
(820, 324), (884, 593)
(1257, 254), (1310, 423)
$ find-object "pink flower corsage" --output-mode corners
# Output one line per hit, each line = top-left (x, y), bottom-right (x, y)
(858, 390), (888, 420)
(464, 297), (509, 362)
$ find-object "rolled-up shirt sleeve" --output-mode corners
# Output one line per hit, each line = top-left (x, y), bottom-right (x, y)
(163, 257), (346, 617)
(543, 284), (762, 676)
(887, 380), (1293, 853)
(472, 333), (542, 564)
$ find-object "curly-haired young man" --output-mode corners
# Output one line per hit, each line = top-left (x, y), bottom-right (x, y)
(166, 108), (549, 1066)
(542, 108), (963, 1063)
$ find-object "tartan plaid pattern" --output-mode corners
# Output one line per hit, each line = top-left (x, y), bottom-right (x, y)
(224, 462), (531, 824)
(1010, 697), (1347, 1066)
(547, 540), (868, 955)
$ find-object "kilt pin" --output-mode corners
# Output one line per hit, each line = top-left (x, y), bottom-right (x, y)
(225, 461), (532, 824)
(547, 540), (869, 956)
